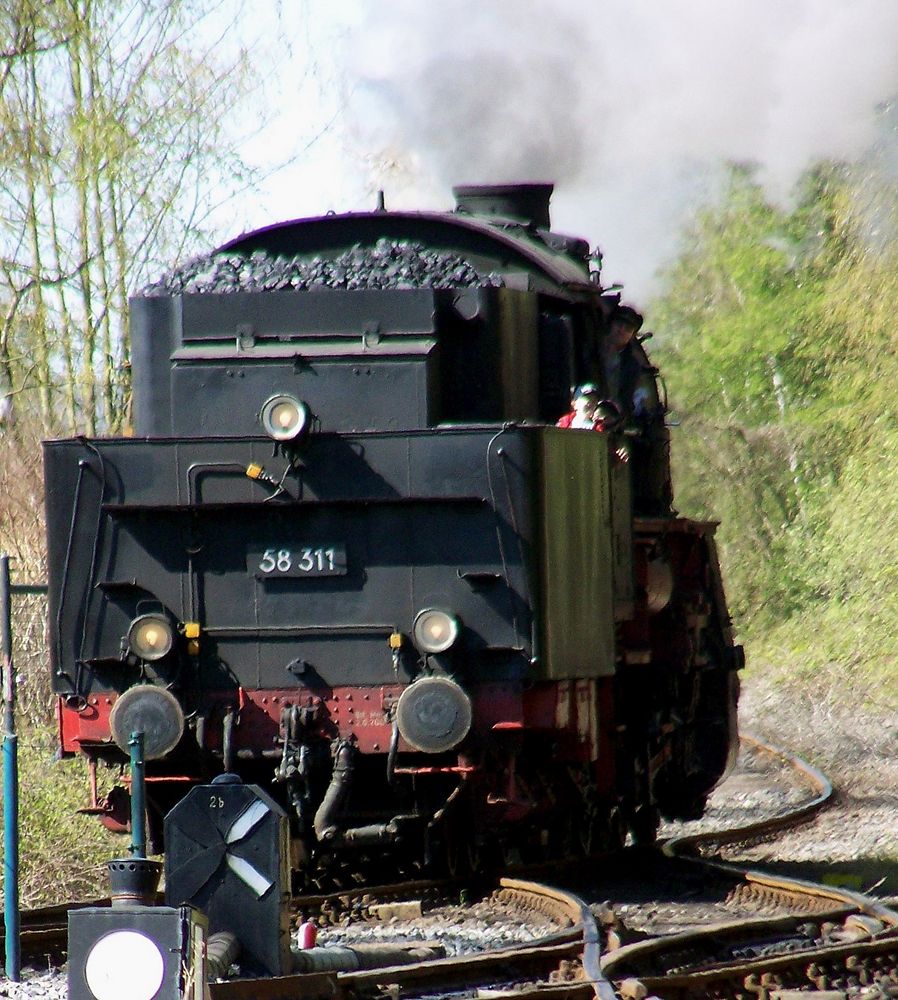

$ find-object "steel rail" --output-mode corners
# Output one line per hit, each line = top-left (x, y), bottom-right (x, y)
(603, 734), (898, 994)
(610, 929), (898, 1000)
(498, 878), (617, 1000)
(5, 733), (849, 994)
(208, 878), (617, 1000)
(662, 731), (834, 858)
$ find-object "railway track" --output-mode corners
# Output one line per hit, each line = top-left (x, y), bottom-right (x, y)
(599, 734), (898, 998)
(602, 865), (898, 994)
(662, 732), (834, 857)
(605, 915), (898, 999)
(7, 735), (892, 999)
(208, 879), (617, 1000)
(7, 877), (471, 969)
(6, 878), (616, 999)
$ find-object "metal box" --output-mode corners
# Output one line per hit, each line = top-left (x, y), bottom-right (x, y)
(68, 904), (206, 1000)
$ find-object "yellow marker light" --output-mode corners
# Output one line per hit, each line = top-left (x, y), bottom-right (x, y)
(246, 463), (264, 480)
(389, 632), (403, 650)
(127, 614), (174, 661)
(183, 622), (201, 640)
(412, 609), (459, 654)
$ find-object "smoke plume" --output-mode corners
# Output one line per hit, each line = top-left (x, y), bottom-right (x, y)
(341, 0), (898, 295)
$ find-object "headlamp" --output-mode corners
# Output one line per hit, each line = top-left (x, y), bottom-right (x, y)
(260, 394), (309, 442)
(412, 609), (459, 654)
(127, 614), (174, 661)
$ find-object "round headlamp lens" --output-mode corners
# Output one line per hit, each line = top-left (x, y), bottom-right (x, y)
(128, 615), (174, 661)
(85, 929), (165, 1000)
(261, 394), (308, 441)
(412, 609), (459, 654)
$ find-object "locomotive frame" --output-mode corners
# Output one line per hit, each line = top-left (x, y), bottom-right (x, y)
(44, 183), (741, 873)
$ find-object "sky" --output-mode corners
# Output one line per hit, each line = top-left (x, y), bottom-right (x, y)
(225, 0), (898, 298)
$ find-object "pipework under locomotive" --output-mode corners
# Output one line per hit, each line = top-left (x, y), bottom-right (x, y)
(44, 183), (741, 871)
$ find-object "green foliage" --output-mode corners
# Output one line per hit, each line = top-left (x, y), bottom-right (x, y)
(0, 438), (126, 908)
(652, 162), (898, 697)
(1, 727), (122, 907)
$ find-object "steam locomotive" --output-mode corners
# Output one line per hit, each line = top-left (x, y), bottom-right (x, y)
(44, 183), (741, 875)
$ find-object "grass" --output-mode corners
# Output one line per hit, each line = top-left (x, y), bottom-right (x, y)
(0, 725), (124, 908)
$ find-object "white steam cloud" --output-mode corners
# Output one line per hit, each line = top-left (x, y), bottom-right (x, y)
(339, 0), (898, 295)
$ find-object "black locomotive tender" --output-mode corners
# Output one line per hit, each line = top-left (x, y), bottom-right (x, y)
(45, 184), (741, 872)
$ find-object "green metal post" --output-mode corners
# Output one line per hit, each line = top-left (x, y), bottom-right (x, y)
(2, 554), (20, 981)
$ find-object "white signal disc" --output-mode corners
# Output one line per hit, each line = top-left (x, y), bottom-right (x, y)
(84, 929), (164, 1000)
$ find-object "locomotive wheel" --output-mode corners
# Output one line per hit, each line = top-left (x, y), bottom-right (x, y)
(664, 792), (707, 823)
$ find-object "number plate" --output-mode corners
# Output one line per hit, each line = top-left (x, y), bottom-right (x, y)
(251, 545), (347, 578)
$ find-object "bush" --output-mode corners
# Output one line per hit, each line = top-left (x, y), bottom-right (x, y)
(3, 726), (123, 907)
(0, 432), (125, 906)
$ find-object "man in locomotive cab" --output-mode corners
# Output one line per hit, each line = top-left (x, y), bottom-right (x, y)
(600, 305), (674, 512)
(592, 398), (624, 433)
(601, 305), (644, 411)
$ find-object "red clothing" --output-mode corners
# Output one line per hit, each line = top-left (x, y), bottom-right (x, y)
(555, 410), (627, 463)
(556, 411), (605, 430)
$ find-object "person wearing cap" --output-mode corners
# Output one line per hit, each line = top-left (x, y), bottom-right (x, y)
(557, 388), (630, 463)
(603, 305), (675, 508)
(610, 304), (643, 340)
(602, 305), (644, 404)
(556, 383), (601, 428)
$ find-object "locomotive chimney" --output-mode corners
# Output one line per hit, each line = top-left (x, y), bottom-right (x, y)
(453, 182), (554, 230)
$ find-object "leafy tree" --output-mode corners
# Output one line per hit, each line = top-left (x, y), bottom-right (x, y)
(653, 167), (808, 619)
(0, 0), (258, 434)
(653, 160), (898, 690)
